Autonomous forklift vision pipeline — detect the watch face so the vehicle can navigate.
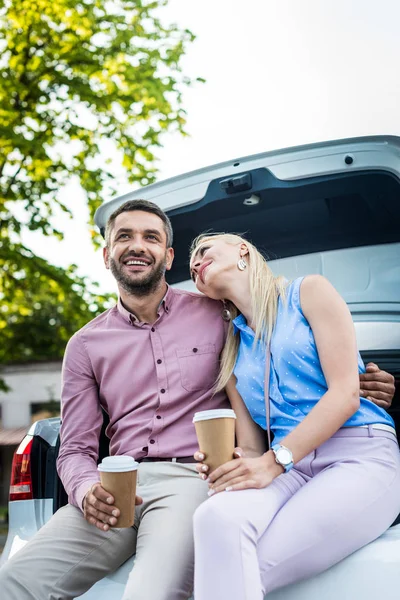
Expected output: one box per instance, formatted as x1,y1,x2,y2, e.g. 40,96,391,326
276,447,292,466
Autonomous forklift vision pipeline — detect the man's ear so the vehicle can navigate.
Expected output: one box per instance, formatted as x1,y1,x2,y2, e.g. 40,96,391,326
103,246,110,270
165,247,174,271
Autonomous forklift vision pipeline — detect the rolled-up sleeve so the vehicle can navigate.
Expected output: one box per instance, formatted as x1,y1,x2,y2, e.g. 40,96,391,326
56,331,103,510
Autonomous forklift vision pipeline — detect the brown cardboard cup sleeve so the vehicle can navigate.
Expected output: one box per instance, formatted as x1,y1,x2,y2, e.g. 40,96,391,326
98,456,139,527
193,409,236,473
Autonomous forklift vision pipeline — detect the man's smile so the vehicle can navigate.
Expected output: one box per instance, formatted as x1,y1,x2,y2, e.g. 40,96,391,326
122,256,152,272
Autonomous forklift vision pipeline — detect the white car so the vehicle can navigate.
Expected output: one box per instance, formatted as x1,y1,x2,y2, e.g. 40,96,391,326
2,135,400,599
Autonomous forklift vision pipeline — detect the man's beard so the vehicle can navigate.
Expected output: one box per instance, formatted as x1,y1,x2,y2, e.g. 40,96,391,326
110,255,167,298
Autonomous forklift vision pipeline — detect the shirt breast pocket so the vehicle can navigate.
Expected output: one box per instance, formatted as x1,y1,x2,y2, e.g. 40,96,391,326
176,344,218,392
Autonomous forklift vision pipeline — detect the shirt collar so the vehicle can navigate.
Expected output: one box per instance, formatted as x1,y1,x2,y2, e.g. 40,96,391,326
117,285,174,325
232,313,259,339
232,313,248,333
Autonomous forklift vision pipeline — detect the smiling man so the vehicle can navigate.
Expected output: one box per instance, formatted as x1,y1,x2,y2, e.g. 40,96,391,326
0,199,396,600
106,209,174,298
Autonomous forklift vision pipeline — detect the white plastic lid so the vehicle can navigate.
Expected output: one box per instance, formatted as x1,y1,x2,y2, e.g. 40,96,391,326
98,456,139,473
193,409,236,423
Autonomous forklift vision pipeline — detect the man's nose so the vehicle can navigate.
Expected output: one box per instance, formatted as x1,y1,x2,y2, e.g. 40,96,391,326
128,236,146,253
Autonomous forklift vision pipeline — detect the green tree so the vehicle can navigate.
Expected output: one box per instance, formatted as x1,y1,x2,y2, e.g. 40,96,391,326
0,0,198,376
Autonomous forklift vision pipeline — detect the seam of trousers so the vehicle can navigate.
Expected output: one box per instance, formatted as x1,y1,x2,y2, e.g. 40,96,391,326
240,519,265,600
239,526,251,600
260,468,400,592
53,526,132,593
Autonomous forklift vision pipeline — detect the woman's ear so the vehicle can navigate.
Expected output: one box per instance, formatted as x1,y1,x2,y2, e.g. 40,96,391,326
239,243,249,258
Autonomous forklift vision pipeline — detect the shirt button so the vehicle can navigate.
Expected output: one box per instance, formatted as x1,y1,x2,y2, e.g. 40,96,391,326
160,388,166,394
151,327,155,332
157,359,162,364
149,439,155,444
142,446,148,452
156,415,162,420
193,347,198,353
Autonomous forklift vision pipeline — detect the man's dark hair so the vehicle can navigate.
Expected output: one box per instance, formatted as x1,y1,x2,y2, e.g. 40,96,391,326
105,199,173,248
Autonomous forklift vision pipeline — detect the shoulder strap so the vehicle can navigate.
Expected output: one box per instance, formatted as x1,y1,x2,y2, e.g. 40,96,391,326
264,345,272,449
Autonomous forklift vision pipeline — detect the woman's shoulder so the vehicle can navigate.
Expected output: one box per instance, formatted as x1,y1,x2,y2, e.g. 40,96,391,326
283,275,335,313
299,274,336,298
283,276,305,303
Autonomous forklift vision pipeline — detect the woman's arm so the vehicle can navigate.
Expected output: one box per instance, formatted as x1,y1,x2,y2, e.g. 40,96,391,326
193,376,267,478
226,375,268,458
206,274,361,494
279,274,360,464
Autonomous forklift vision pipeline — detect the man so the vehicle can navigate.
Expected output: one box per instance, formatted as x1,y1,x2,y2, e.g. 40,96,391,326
0,200,395,600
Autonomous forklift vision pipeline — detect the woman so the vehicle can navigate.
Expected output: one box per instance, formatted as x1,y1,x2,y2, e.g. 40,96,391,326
189,232,400,600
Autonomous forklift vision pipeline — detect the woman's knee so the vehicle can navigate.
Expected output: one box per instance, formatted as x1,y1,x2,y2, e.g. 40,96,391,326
193,494,253,549
194,496,234,531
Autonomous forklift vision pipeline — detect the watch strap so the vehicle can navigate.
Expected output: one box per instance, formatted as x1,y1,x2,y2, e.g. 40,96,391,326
271,444,294,473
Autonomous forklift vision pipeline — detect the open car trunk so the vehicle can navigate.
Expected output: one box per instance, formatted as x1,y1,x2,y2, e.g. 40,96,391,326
95,135,400,345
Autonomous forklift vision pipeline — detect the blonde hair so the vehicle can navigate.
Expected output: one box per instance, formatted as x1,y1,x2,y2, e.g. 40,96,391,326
190,233,287,391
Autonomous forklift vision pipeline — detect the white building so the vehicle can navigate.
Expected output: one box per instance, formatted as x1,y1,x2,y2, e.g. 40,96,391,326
0,361,62,505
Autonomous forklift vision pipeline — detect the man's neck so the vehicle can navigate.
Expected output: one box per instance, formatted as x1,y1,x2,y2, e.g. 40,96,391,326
119,282,168,324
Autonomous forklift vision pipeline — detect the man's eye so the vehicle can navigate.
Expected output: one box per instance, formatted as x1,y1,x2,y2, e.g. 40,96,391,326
117,234,129,240
146,235,158,241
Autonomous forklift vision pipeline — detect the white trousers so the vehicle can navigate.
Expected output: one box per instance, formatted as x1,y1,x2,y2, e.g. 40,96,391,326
193,427,400,599
0,462,207,600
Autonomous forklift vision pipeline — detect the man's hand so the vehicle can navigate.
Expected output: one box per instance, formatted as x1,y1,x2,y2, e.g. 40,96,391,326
83,483,143,531
359,363,396,410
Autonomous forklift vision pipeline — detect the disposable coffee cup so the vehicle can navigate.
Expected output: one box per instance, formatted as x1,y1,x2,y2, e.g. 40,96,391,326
193,409,236,473
98,456,139,528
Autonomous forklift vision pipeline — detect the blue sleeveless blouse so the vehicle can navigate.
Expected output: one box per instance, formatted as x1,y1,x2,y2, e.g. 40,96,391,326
233,277,395,444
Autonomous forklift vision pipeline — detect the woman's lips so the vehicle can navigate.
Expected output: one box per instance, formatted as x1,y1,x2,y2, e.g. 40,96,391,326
198,260,212,284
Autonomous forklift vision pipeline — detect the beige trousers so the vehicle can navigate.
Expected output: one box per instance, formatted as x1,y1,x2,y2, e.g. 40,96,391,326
0,462,208,600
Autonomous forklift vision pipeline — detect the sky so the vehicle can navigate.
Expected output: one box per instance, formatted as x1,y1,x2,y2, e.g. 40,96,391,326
22,0,400,294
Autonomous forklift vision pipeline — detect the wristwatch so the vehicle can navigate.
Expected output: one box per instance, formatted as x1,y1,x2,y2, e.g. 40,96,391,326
271,444,294,473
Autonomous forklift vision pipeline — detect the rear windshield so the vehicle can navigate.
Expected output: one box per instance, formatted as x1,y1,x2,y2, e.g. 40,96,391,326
167,169,400,284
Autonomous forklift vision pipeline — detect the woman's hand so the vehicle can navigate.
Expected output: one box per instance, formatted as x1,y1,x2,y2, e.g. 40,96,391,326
194,447,244,480
205,451,284,495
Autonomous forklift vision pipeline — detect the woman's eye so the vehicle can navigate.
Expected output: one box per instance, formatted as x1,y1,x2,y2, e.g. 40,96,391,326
199,245,209,257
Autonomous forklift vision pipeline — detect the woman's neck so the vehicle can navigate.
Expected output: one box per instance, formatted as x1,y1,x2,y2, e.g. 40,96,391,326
224,278,254,329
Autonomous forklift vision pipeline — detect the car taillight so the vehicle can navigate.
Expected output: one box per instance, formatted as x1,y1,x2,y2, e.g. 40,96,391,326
9,436,34,501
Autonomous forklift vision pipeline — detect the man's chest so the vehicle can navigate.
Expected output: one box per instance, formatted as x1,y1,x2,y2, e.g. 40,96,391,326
86,320,224,403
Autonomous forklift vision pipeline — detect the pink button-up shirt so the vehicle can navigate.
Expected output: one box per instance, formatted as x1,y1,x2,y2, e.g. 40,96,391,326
57,286,229,509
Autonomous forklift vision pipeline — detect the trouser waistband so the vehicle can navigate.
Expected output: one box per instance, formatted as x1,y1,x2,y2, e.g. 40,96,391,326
333,424,397,440
359,423,397,435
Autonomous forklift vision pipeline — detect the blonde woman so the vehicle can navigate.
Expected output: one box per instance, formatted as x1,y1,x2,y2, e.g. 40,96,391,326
189,233,400,600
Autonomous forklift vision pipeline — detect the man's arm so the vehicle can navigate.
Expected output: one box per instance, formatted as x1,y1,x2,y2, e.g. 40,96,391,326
359,363,396,409
56,331,104,509
57,332,142,531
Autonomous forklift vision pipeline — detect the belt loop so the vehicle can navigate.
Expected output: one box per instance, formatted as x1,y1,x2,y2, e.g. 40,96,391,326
171,457,177,463
368,424,374,438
